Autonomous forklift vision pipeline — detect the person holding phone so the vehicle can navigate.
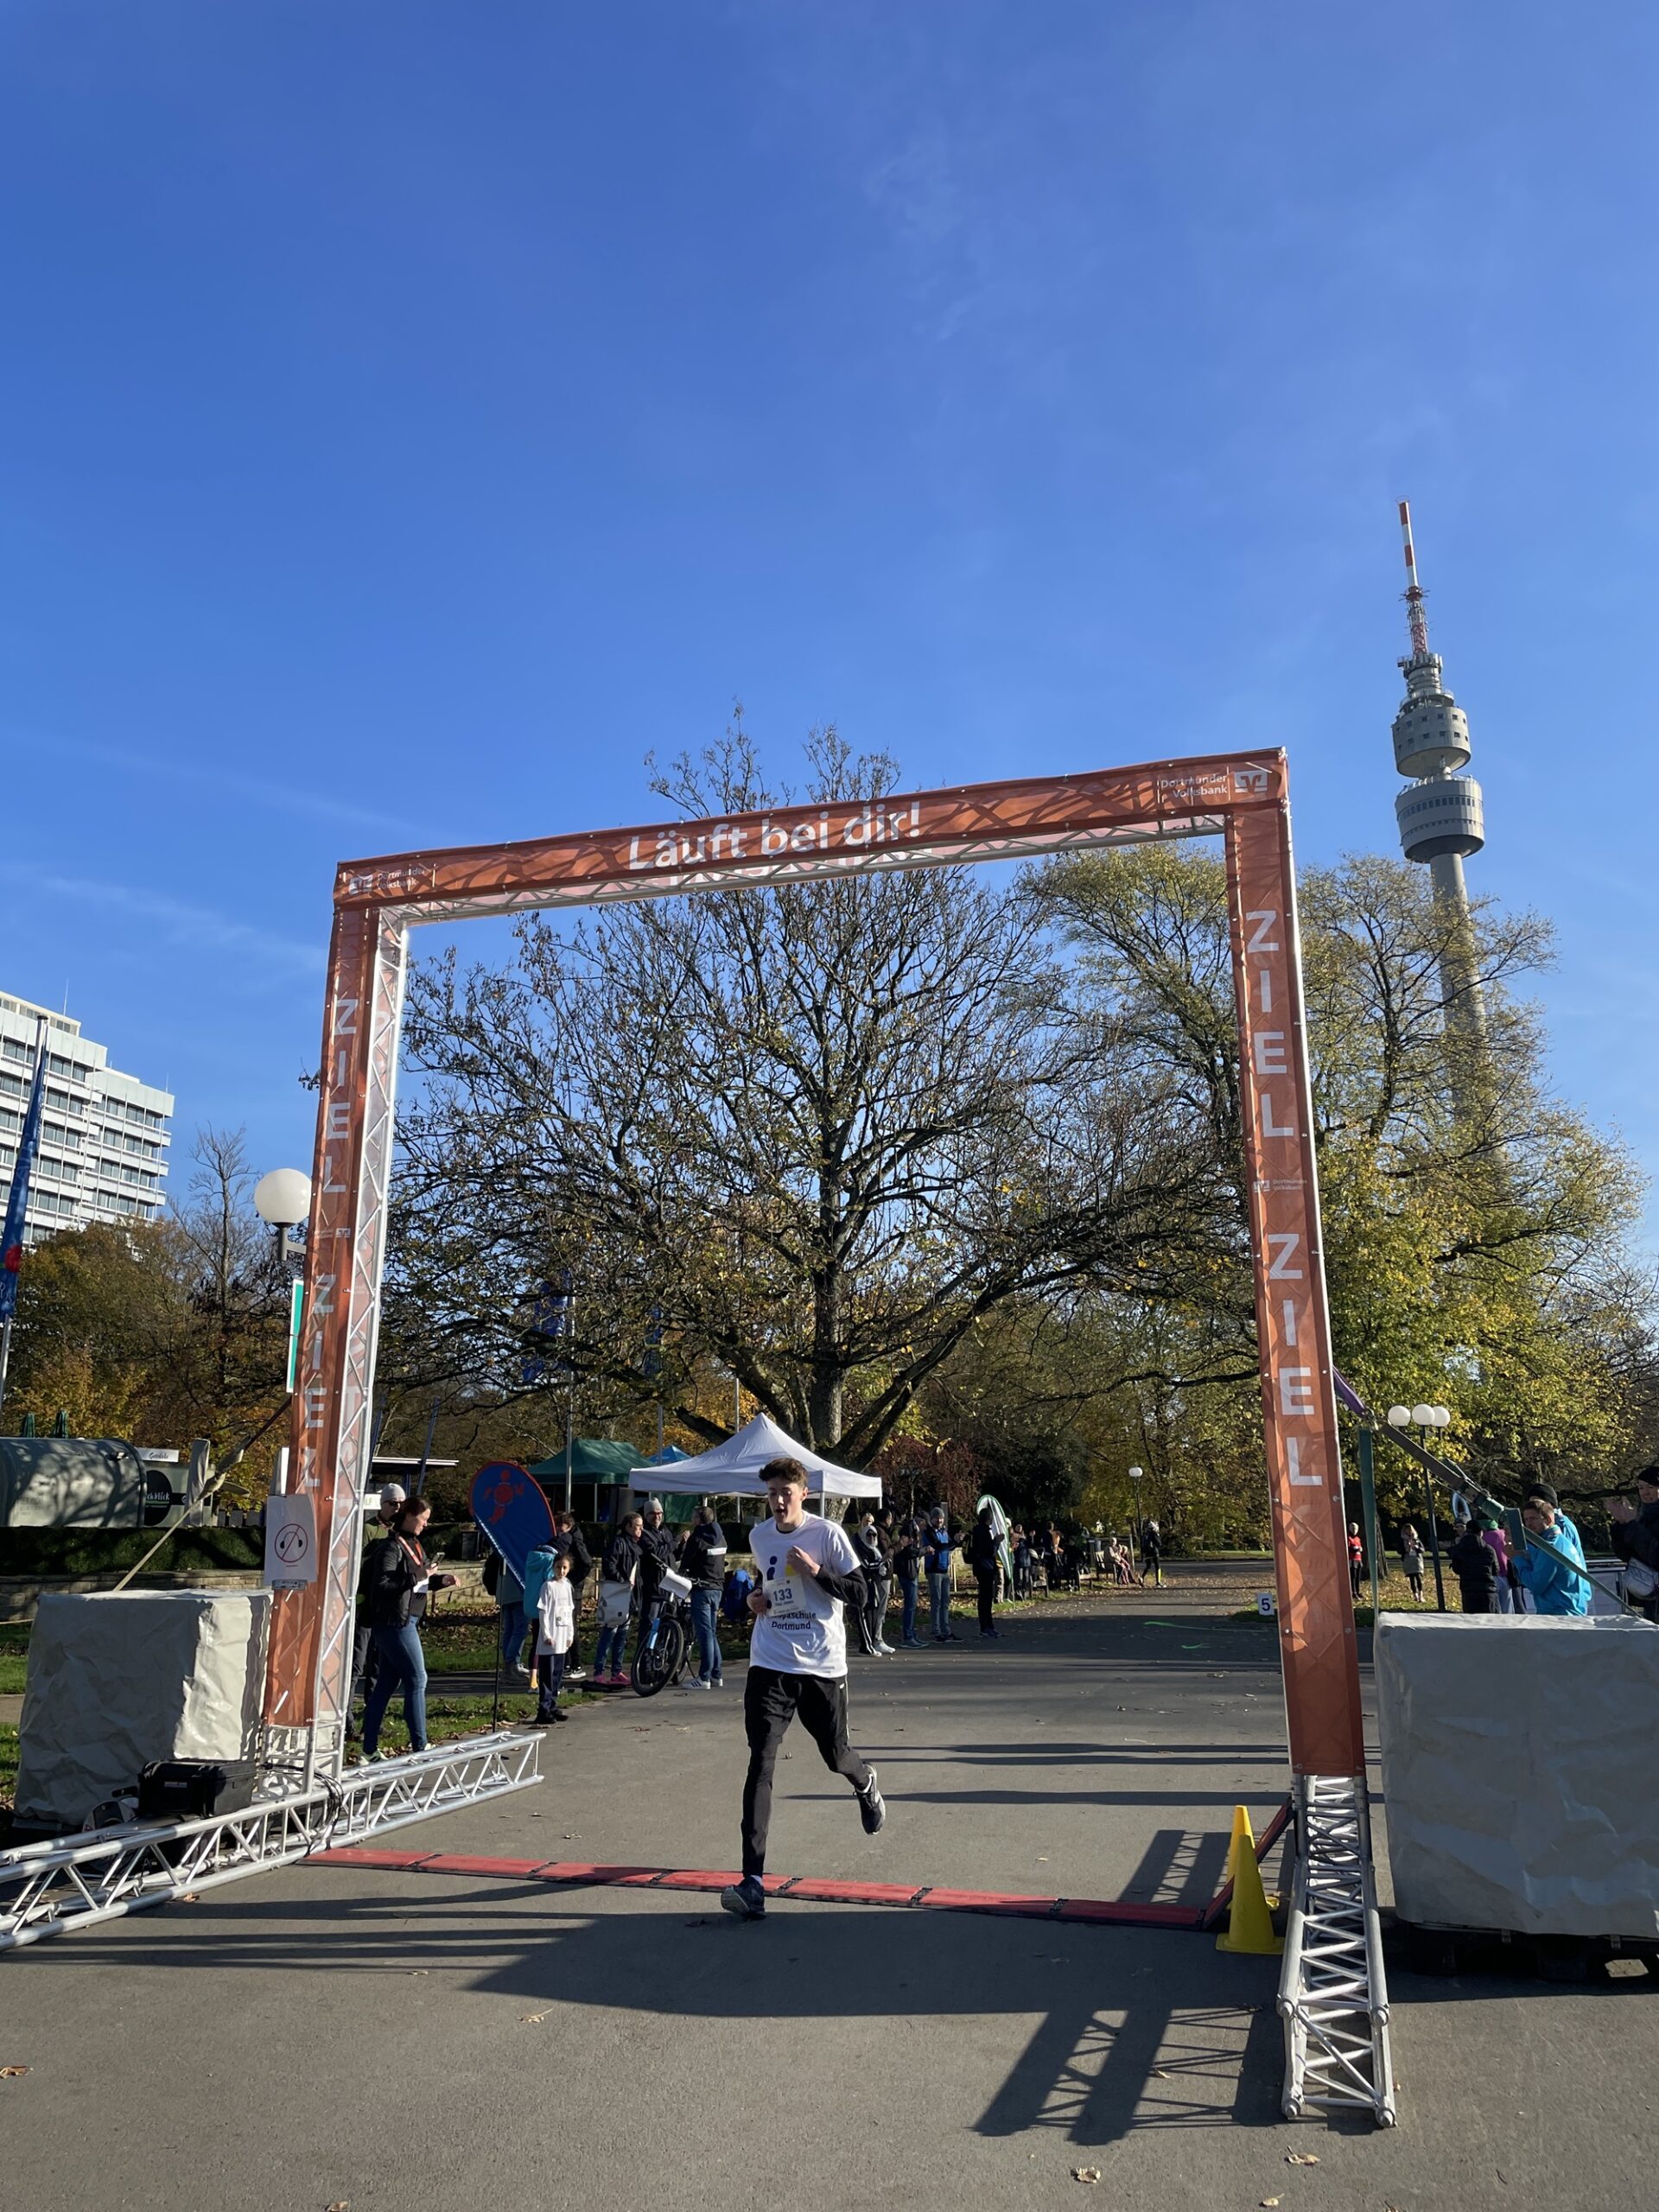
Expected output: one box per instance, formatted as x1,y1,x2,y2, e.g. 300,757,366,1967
359,1495,458,1758
721,1459,886,1922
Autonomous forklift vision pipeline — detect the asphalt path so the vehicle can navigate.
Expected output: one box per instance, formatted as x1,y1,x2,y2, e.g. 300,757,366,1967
2,1584,1650,2209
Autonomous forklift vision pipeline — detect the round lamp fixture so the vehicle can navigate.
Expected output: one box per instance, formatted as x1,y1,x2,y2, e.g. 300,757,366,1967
1385,1406,1411,1428
254,1168,312,1229
1410,1404,1437,1427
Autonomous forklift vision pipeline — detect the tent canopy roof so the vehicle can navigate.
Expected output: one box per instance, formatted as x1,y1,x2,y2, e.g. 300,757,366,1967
628,1411,881,1501
526,1437,641,1482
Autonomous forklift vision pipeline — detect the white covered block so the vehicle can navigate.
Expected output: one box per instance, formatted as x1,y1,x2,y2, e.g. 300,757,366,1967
16,1589,270,1829
1375,1611,1659,1938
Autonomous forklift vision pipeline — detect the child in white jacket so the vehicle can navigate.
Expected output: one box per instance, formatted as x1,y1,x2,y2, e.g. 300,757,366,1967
535,1551,575,1725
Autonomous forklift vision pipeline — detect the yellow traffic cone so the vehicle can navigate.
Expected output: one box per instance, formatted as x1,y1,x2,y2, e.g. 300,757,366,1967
1217,1803,1282,1955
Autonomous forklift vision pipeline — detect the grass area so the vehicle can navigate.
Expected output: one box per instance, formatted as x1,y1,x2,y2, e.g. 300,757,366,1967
344,1686,606,1761
1230,1570,1446,1629
0,1656,26,1694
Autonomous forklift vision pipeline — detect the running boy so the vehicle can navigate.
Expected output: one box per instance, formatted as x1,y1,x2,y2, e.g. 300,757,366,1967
721,1458,886,1921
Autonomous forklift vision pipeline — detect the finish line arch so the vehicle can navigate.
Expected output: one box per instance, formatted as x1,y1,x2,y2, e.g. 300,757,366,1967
264,750,1364,1788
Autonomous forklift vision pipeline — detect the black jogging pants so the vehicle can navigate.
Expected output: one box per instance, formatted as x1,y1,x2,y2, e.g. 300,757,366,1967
741,1664,872,1878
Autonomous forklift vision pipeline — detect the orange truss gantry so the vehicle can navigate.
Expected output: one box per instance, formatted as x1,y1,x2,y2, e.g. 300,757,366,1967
264,749,1363,1785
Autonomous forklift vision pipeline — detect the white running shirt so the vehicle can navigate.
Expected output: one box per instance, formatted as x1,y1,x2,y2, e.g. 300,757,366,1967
748,1511,861,1678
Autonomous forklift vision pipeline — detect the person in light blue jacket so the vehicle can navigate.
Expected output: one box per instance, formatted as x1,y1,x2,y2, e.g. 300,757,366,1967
522,1536,561,1677
1512,1484,1591,1616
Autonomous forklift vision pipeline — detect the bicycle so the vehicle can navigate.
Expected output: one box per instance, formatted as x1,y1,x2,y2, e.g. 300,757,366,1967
631,1567,696,1696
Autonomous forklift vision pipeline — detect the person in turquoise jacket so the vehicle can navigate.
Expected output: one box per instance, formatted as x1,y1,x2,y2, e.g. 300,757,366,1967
522,1536,561,1657
1512,1484,1591,1616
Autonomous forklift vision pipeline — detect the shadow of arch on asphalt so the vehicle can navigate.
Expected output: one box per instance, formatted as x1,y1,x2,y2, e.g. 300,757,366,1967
31,1880,1289,2147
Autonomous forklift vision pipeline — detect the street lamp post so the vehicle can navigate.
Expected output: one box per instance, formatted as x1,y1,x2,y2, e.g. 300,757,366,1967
253,1168,312,1277
1387,1403,1452,1610
255,1171,311,1501
1128,1464,1143,1560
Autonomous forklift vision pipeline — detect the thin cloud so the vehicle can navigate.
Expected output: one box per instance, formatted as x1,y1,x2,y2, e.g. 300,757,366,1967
12,726,415,837
0,864,327,982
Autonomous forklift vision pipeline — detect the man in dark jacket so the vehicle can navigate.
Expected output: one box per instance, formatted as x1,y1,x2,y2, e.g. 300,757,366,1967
967,1505,1002,1639
553,1510,594,1678
923,1505,957,1642
1449,1516,1499,1613
594,1511,643,1682
680,1501,729,1687
633,1496,679,1661
1608,1465,1659,1621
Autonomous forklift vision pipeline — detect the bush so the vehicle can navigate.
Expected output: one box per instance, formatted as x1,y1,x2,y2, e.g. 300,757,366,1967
0,1528,265,1577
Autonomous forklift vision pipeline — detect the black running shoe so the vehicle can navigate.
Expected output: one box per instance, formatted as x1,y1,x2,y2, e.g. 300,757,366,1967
720,1877,766,1921
858,1768,886,1835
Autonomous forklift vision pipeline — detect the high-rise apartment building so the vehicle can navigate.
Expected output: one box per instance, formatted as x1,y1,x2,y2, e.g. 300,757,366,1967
0,991,174,1246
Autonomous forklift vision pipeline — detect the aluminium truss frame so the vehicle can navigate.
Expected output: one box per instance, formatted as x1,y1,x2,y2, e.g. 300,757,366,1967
0,1732,541,1952
1278,1774,1395,2125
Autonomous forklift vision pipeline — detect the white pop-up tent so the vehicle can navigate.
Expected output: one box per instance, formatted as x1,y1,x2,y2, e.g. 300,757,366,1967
627,1411,881,1503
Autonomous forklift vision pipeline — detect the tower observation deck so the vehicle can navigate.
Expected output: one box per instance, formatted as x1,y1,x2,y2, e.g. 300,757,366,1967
1389,503,1486,1033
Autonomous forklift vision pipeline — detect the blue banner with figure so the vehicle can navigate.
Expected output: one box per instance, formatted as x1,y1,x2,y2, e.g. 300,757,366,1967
0,1023,49,1325
471,1460,556,1586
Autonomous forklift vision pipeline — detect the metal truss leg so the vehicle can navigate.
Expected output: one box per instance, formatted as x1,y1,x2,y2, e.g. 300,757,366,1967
1278,1773,1395,2126
0,1732,542,1953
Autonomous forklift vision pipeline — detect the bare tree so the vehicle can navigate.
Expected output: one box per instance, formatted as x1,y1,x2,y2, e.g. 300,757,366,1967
390,728,1224,1460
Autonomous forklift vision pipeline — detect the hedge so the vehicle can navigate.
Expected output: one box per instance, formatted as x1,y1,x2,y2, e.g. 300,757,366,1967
0,1528,266,1577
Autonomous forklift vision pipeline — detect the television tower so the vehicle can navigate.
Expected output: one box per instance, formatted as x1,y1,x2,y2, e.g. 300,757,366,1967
1389,502,1486,1035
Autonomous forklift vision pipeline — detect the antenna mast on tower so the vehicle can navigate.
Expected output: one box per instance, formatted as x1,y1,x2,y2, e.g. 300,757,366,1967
1388,502,1486,1039
1398,499,1432,662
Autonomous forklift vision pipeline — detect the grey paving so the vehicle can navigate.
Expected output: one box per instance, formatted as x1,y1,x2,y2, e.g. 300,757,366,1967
2,1585,1649,2210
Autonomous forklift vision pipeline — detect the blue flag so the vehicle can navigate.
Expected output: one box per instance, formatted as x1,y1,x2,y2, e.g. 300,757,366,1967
0,1022,48,1325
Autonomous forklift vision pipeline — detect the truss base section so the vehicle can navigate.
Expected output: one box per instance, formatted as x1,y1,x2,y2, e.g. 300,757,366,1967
0,1731,542,1953
1278,1772,1395,2127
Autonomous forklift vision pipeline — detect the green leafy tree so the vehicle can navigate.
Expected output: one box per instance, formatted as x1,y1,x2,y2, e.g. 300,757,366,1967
1033,844,1656,1513
6,1128,291,1498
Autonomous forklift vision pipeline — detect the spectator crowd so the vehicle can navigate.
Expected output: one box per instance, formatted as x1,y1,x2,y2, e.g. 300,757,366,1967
348,1461,1659,1751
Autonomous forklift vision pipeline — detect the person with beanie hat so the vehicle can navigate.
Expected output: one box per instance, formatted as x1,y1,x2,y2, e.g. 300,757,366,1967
1513,1484,1591,1616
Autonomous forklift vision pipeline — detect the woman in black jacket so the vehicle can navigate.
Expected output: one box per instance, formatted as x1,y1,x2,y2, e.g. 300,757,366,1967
359,1496,457,1758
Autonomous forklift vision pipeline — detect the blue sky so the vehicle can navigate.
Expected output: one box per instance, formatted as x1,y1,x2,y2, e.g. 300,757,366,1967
3,3,1656,1241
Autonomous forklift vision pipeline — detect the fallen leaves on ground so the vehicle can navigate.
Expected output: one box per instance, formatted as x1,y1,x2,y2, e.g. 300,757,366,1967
1150,2067,1170,2079
1,2067,29,2080
178,1893,200,1904
326,2200,349,2210
518,2010,550,2026
1285,2152,1320,2165
1261,2197,1281,2207
1071,2169,1101,2184
407,1969,429,1977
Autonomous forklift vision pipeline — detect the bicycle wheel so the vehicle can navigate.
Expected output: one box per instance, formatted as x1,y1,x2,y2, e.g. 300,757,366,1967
659,1615,690,1687
631,1617,683,1697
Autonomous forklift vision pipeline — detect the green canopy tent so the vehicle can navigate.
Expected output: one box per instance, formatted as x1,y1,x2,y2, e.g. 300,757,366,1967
527,1437,643,1517
527,1438,641,1484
